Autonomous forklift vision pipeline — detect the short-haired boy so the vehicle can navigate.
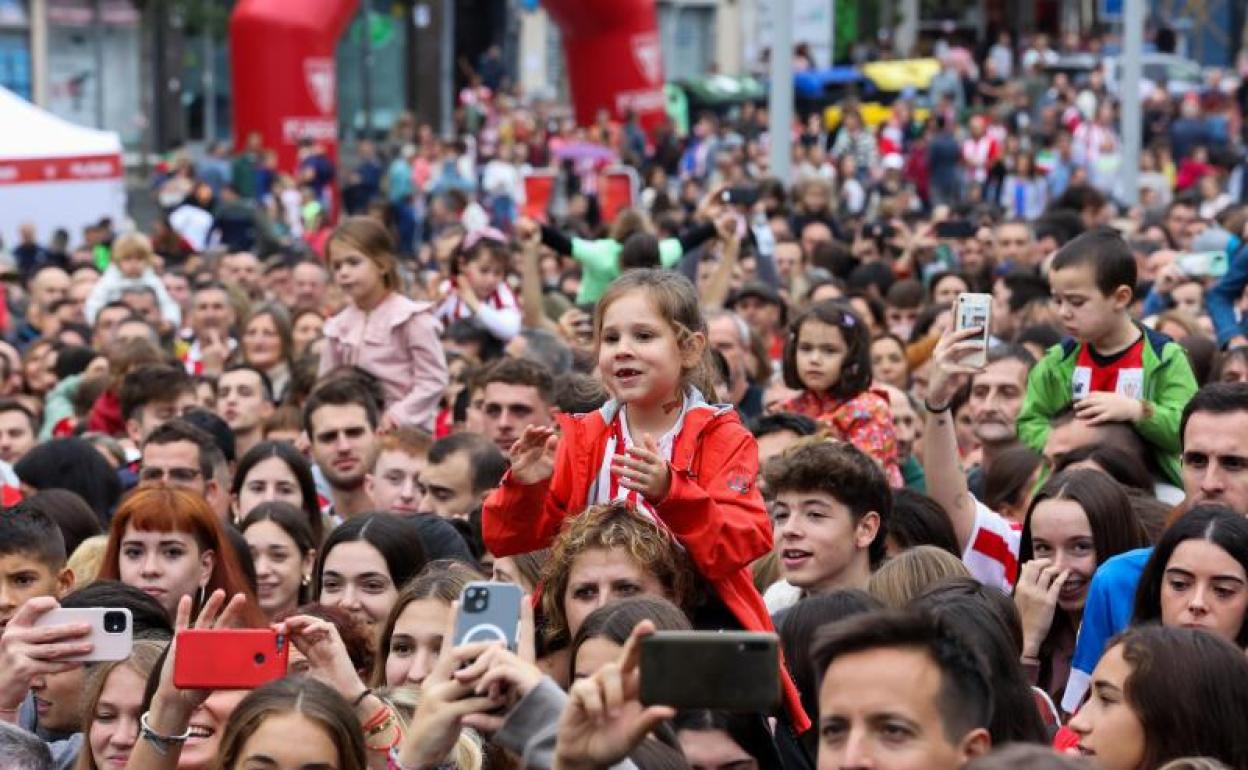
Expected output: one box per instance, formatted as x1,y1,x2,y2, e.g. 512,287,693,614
761,439,891,611
1017,228,1197,484
0,503,73,631
0,503,76,723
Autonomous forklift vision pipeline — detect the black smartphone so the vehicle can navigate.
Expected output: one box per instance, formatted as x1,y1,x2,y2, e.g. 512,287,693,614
721,186,760,207
640,631,781,712
935,220,976,239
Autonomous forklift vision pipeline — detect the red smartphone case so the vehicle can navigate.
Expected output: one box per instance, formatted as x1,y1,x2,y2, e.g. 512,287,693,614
173,629,289,690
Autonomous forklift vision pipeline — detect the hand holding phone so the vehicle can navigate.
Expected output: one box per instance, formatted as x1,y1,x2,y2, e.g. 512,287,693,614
0,597,93,708
173,628,288,690
454,582,523,651
954,293,992,369
32,607,132,662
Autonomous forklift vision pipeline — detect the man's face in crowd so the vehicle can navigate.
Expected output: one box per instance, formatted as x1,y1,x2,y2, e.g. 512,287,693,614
221,252,262,293
293,263,329,309
366,449,426,515
163,273,191,313
735,296,782,335
1182,410,1248,513
141,440,208,498
127,393,197,445
817,646,989,770
309,404,378,491
756,430,800,476
708,316,749,397
94,305,132,349
417,450,482,518
216,369,273,435
801,222,833,259
774,242,803,283
885,388,919,462
122,291,161,326
191,288,235,336
772,489,878,593
31,268,70,314
0,409,35,464
1165,204,1197,251
264,266,296,307
968,358,1028,445
481,382,553,455
994,223,1033,268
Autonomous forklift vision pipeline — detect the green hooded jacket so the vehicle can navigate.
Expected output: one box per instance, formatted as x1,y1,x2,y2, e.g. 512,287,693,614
1017,325,1197,486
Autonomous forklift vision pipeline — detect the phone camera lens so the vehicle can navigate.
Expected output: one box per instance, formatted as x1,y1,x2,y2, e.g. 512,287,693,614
254,653,266,665
103,611,127,634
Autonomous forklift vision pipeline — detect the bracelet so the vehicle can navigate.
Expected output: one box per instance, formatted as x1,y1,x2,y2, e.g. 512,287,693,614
924,399,951,414
362,705,392,733
367,712,398,738
140,711,193,756
367,721,404,753
351,687,373,708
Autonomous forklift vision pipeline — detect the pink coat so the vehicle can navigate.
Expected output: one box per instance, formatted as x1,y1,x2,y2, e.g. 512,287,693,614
319,292,448,431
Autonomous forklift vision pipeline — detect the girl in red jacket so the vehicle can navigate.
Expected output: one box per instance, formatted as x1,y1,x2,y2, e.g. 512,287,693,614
482,268,809,732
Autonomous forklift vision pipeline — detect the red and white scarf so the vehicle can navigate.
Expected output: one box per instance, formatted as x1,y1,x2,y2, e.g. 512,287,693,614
436,280,518,321
589,391,715,519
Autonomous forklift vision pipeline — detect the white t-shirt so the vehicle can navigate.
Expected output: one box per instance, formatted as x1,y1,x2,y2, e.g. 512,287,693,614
963,498,1022,593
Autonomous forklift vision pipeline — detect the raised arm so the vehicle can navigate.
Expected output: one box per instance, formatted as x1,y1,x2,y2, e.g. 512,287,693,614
921,328,984,551
517,219,558,333
699,215,740,309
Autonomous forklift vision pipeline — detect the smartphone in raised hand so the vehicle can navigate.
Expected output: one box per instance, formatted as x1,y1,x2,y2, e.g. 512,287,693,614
453,582,522,651
173,628,289,689
33,608,133,662
954,293,993,368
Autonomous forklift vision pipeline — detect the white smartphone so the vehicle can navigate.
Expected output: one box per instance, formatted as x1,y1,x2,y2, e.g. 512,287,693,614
954,293,992,369
32,608,133,662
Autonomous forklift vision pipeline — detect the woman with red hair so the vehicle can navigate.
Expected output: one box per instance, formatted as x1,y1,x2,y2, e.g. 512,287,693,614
99,486,263,625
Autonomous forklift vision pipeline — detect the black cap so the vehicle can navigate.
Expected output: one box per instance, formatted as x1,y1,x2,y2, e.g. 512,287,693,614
729,281,784,308
182,408,237,464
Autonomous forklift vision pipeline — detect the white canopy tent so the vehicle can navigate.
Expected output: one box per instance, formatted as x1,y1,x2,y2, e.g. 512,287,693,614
0,85,126,250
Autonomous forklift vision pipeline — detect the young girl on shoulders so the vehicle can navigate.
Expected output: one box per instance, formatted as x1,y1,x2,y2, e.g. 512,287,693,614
319,217,448,432
780,301,903,486
482,267,809,732
435,227,521,343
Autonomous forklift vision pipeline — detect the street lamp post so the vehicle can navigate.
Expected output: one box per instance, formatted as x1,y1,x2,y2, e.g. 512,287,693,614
1119,0,1144,206
767,0,793,182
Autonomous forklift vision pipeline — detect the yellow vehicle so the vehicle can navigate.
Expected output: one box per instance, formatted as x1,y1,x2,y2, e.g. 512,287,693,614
820,58,939,130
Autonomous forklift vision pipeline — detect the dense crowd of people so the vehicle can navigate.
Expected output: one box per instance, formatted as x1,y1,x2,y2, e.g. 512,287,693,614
2,27,1248,770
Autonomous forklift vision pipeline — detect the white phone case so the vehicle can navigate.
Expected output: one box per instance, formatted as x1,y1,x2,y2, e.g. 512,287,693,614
33,608,133,662
955,293,992,368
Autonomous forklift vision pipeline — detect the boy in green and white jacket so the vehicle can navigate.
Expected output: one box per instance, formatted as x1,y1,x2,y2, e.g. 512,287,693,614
1017,229,1197,486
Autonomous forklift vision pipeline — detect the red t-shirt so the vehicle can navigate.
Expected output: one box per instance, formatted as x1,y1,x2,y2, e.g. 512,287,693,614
1071,336,1145,402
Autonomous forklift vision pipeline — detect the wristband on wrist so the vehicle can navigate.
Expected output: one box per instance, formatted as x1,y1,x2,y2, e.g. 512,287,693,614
140,711,193,756
924,399,951,414
351,687,373,708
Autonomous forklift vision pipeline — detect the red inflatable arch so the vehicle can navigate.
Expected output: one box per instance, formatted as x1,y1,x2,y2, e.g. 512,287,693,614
229,0,358,174
542,0,667,132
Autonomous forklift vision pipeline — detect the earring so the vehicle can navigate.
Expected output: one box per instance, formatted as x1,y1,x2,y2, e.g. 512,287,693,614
196,584,206,609
302,575,311,587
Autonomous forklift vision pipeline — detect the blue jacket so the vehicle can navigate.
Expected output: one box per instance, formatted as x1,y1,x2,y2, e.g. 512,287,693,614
1204,237,1248,347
